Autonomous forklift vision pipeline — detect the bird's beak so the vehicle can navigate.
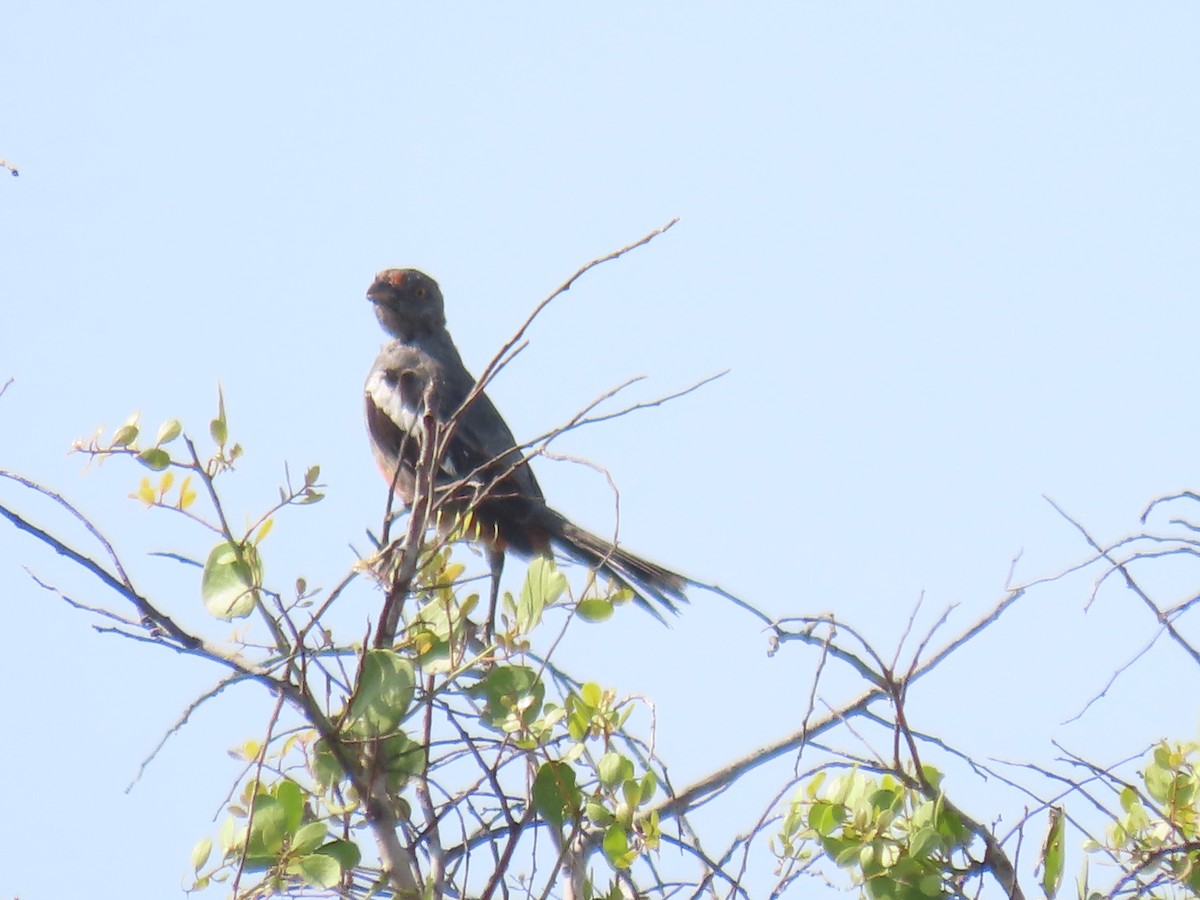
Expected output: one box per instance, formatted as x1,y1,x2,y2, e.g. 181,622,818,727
368,269,404,304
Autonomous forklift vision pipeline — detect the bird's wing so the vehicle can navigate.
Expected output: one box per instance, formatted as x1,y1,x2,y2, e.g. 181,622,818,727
365,341,543,500
447,388,544,500
364,344,438,482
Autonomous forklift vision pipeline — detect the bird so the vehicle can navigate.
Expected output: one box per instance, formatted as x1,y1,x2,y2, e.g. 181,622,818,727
363,268,689,634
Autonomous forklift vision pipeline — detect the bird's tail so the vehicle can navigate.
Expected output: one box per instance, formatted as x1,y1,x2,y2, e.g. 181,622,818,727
546,513,689,621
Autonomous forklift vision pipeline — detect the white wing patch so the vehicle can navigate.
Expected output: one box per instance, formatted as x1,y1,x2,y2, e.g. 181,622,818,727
364,369,462,478
365,370,422,436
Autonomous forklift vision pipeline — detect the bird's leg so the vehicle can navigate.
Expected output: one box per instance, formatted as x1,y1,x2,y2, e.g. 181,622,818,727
485,546,505,643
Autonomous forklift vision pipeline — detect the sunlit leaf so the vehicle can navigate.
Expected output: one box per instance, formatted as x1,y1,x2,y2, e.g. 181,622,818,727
597,752,633,789
245,794,287,857
178,475,197,509
135,476,155,506
231,739,260,761
586,801,614,826
640,808,661,850
201,541,260,620
622,778,643,808
211,387,228,446
112,420,139,448
517,557,567,632
274,780,304,834
190,836,212,871
291,822,328,856
253,518,274,544
1039,806,1065,899
602,824,636,869
219,815,244,857
581,682,602,708
808,800,846,838
155,418,182,446
576,597,614,622
639,772,657,804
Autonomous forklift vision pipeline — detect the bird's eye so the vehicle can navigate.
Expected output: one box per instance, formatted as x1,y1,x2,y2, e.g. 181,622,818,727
415,287,427,299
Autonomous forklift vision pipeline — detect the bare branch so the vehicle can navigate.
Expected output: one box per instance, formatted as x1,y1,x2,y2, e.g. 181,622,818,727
1046,495,1200,667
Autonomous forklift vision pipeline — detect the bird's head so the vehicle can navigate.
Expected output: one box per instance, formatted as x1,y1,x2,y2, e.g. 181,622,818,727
368,268,446,338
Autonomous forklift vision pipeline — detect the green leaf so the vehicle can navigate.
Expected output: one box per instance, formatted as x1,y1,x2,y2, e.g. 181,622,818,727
1118,786,1138,813
806,771,828,799
240,854,277,874
1039,806,1065,899
808,800,846,838
294,853,341,888
274,780,304,834
468,665,545,731
219,814,244,857
290,822,327,856
1153,743,1172,770
136,447,171,471
516,557,567,633
640,808,662,850
597,752,634,790
155,418,182,446
412,588,473,645
931,801,969,845
304,465,321,486
580,682,602,708
866,873,898,899
211,387,228,446
576,597,614,622
919,764,944,790
200,541,260,620
602,823,632,868
1144,765,1172,804
378,732,424,788
253,518,274,544
112,423,140,448
908,825,939,861
346,650,416,736
313,739,342,790
622,778,643,809
639,772,657,804
246,795,288,857
190,836,212,871
870,787,900,813
533,761,581,831
918,872,946,897
315,839,361,871
823,836,856,865
586,801,614,826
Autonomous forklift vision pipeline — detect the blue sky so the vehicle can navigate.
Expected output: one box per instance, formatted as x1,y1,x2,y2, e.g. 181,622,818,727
3,4,1200,896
